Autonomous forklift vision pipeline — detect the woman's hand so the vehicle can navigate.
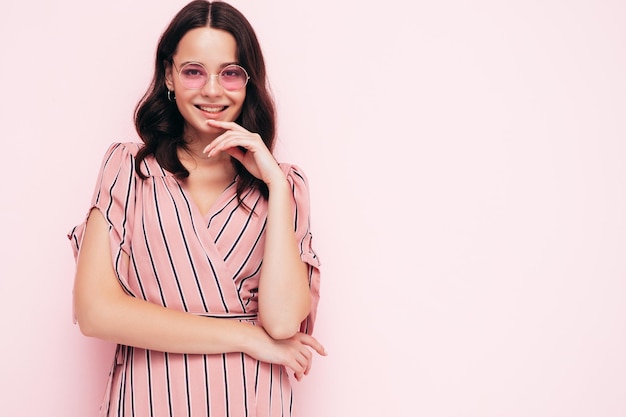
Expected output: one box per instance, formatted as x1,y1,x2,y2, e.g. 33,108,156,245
249,328,327,381
203,120,284,186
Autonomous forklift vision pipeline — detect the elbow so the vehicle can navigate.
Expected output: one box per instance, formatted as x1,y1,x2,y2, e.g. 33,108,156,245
73,299,111,339
258,312,302,340
258,294,311,339
74,309,102,338
263,322,300,340
76,319,98,338
259,312,306,340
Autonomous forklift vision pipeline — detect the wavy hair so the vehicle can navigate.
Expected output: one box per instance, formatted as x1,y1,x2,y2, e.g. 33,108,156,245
134,0,276,200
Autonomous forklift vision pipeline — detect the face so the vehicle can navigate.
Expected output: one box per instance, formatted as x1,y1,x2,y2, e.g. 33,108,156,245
165,27,246,142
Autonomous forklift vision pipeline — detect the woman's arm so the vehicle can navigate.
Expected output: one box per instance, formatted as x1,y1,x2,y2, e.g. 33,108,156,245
203,120,318,340
74,208,323,378
257,177,312,340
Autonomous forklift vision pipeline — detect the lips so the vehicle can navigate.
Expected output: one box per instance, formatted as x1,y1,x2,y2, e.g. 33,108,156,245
196,105,227,114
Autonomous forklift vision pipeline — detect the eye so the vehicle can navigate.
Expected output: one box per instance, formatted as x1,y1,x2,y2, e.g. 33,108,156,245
221,66,247,79
181,64,206,78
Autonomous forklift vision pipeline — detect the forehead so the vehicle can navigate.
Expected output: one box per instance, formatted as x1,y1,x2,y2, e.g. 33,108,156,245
174,27,238,65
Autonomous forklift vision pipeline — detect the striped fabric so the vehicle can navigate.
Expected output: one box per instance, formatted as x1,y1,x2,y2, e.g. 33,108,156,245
68,142,321,417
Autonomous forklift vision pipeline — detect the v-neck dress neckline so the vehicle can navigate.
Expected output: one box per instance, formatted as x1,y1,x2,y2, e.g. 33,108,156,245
175,174,239,226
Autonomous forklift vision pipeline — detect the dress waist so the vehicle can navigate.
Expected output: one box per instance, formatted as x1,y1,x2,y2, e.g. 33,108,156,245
193,312,258,320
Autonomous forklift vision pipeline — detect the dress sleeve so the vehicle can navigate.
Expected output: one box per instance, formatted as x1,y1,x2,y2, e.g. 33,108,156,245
281,164,321,335
68,143,137,281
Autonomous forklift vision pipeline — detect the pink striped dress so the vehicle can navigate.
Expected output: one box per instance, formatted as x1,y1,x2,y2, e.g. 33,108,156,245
69,142,321,417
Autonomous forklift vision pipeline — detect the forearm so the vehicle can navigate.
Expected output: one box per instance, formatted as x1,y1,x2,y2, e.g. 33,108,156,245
258,178,312,339
76,291,262,354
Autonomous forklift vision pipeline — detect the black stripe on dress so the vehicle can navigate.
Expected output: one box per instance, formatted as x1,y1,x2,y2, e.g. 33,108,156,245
172,179,230,312
139,205,168,307
152,180,189,312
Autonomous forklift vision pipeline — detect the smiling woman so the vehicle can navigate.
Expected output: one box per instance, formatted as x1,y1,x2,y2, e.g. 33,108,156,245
164,27,247,145
67,1,324,416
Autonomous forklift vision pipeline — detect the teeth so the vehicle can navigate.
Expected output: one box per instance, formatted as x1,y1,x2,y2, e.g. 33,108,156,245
199,106,225,113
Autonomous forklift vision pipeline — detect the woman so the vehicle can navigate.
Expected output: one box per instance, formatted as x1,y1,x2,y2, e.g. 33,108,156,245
68,1,324,416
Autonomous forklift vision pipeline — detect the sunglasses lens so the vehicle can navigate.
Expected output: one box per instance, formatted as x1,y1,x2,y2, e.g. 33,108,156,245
220,65,249,90
179,63,208,89
178,63,249,90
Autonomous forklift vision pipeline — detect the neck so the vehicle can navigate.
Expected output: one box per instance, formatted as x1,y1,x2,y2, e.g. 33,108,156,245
182,144,211,160
178,127,236,173
178,143,235,178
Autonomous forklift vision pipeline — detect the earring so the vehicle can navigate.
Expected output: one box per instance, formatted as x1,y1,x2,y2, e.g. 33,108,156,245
167,90,176,102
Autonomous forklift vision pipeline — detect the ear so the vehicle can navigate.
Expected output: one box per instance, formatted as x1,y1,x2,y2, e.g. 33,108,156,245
164,60,174,90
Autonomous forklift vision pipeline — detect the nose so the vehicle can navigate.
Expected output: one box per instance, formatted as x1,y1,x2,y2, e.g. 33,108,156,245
201,74,223,97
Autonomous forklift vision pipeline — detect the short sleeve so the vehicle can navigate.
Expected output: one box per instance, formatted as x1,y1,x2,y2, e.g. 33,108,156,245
281,164,321,335
67,143,137,278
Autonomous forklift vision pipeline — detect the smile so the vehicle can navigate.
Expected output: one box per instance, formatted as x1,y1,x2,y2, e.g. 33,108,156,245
197,105,226,113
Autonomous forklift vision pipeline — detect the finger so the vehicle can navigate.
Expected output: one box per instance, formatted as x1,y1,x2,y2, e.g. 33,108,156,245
295,349,309,370
204,136,246,157
202,131,238,154
204,134,259,157
206,119,248,133
301,345,313,364
287,354,305,377
304,355,312,375
294,353,311,379
223,146,246,162
297,333,327,356
302,349,313,375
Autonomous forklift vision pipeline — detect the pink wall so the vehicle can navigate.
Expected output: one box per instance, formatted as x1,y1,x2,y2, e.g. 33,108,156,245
1,0,625,416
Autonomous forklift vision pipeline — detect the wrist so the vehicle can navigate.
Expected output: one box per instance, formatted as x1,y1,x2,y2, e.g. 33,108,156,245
239,322,268,355
265,174,289,193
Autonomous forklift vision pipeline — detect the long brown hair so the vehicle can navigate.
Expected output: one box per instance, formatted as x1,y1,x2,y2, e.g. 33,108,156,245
134,0,276,199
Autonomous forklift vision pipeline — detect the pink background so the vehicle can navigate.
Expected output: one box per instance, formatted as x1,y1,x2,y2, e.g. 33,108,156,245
1,0,625,416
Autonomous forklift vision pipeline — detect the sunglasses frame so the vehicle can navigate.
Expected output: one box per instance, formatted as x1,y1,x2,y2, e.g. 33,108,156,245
172,61,250,91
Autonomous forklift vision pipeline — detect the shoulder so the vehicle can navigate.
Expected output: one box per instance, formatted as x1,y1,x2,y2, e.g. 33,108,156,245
278,162,313,205
278,162,310,185
101,142,167,178
103,142,141,158
98,142,141,167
